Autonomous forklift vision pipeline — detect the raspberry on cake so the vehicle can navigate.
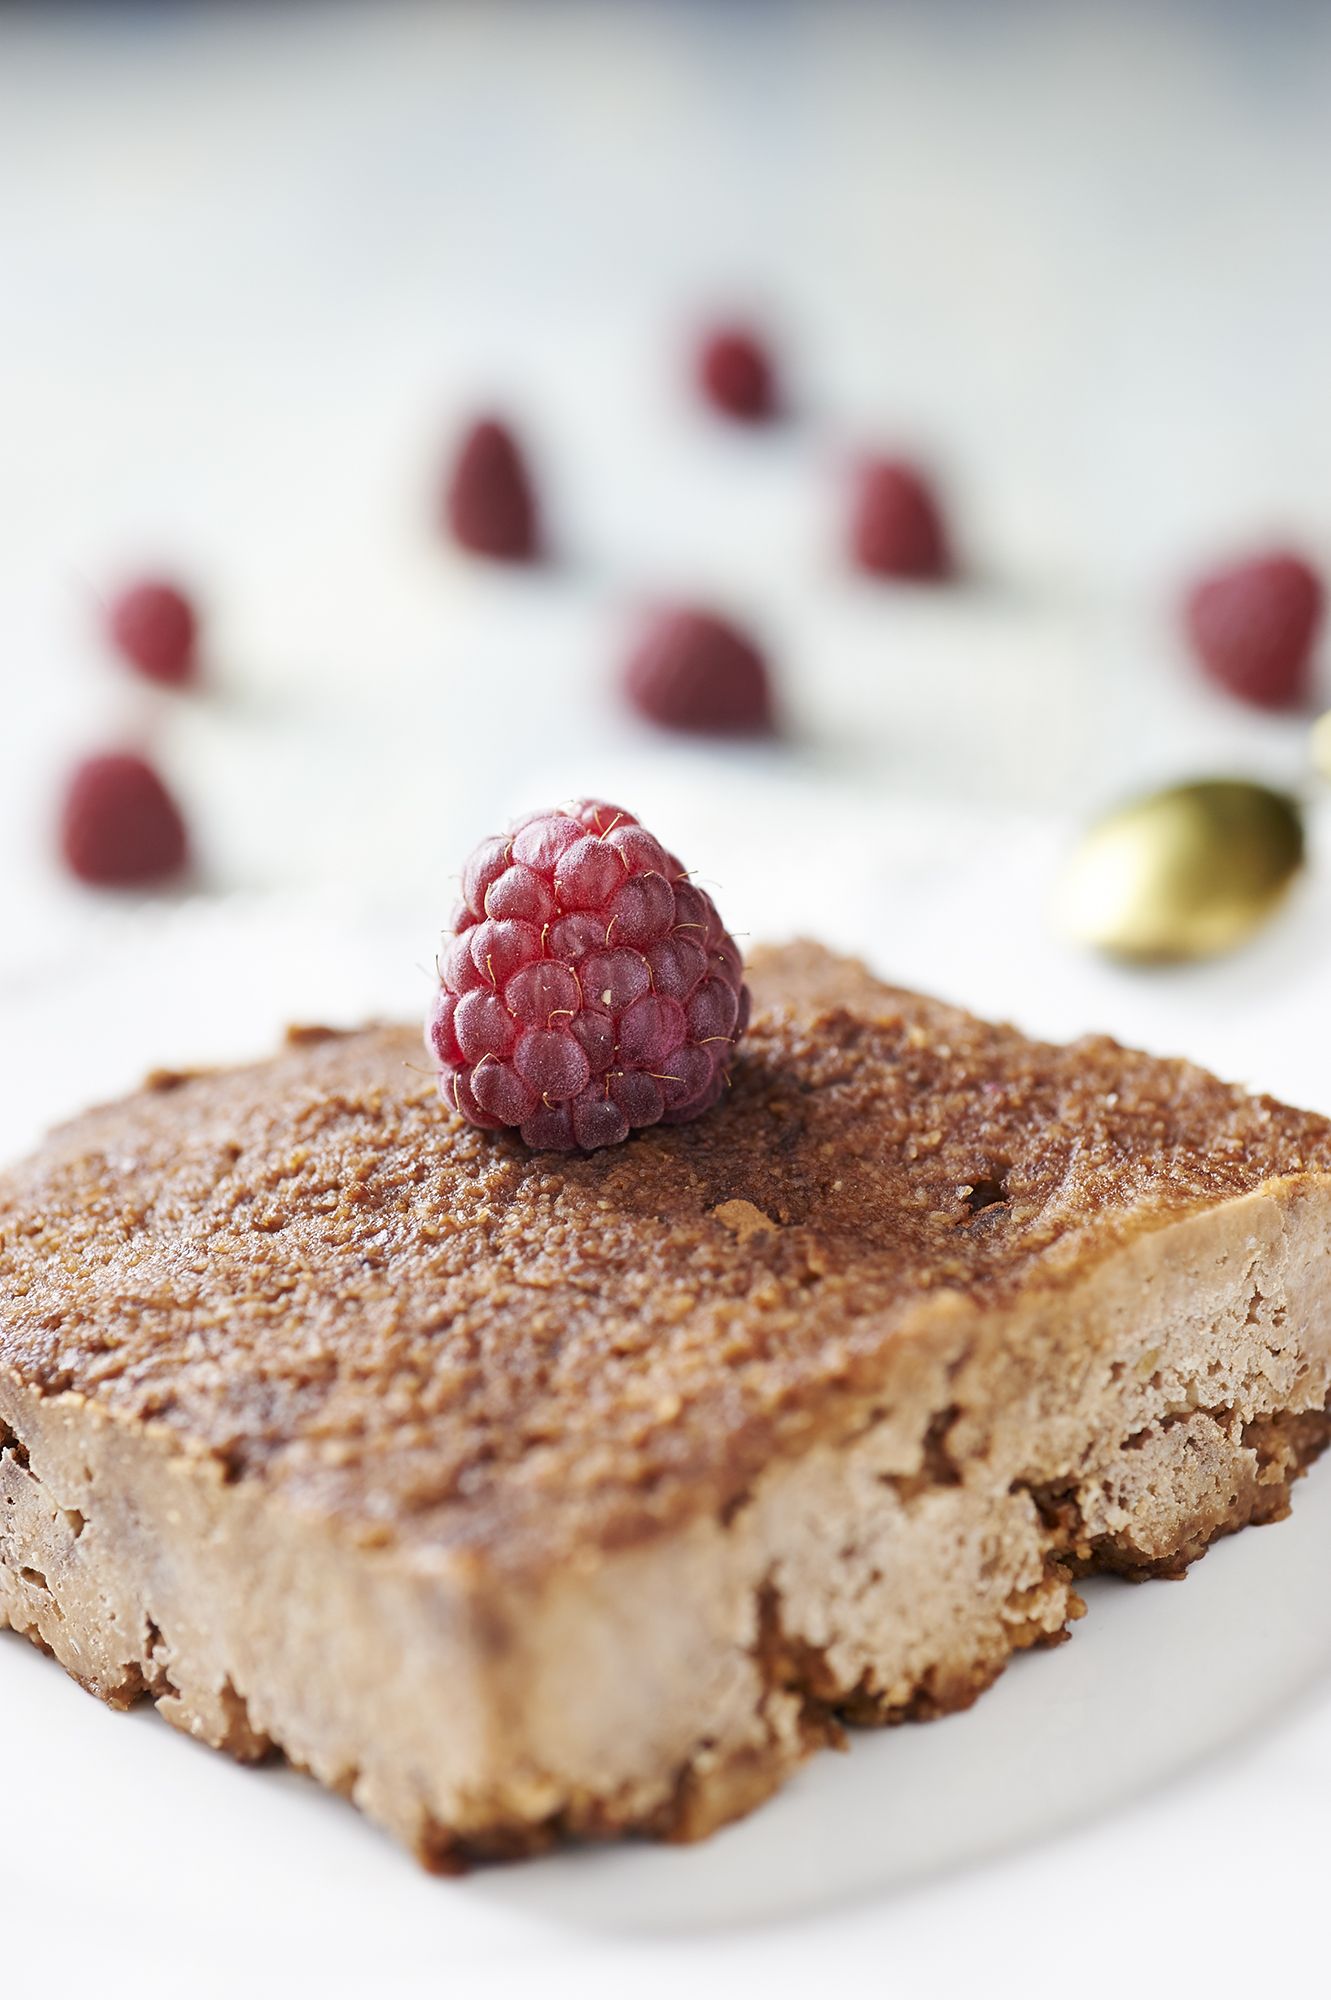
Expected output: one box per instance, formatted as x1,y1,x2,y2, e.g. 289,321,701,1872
427,800,748,1150
2,943,1331,1868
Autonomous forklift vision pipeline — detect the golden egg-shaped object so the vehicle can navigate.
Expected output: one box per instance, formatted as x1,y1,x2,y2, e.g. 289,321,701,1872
1055,779,1305,962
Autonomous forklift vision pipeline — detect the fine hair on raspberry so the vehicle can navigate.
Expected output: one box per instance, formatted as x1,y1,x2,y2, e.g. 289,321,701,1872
426,800,750,1152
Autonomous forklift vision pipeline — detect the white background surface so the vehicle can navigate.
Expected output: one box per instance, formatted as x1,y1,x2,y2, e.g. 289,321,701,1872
4,4,1331,1994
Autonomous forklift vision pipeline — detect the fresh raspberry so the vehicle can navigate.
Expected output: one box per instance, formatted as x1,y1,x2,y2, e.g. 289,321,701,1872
695,323,778,422
106,578,199,688
58,752,189,887
1184,551,1324,710
426,799,750,1152
622,608,775,736
443,415,540,561
850,456,951,580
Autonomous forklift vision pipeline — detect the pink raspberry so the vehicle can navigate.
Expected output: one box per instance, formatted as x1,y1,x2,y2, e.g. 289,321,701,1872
443,415,540,562
426,800,750,1152
58,752,189,887
1184,550,1324,710
622,608,775,736
695,323,778,423
850,456,952,581
106,578,199,688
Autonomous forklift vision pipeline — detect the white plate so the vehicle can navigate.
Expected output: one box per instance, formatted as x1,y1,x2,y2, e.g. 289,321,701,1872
4,846,1331,1998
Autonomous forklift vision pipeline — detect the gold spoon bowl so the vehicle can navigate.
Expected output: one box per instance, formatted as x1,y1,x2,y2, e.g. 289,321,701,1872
1054,777,1306,963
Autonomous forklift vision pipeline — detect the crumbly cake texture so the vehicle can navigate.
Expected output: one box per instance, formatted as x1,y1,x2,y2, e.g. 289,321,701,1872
2,942,1330,1865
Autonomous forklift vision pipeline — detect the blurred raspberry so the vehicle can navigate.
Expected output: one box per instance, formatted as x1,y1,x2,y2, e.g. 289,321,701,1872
106,579,199,688
443,416,540,561
623,608,775,736
426,799,749,1151
695,324,778,422
850,457,951,580
59,752,189,887
1184,551,1324,710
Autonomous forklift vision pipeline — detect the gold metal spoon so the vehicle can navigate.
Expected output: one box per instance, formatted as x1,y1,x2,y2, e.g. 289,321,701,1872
1054,775,1307,962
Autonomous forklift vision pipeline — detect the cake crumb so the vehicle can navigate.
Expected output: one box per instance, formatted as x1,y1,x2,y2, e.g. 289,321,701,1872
711,1198,779,1243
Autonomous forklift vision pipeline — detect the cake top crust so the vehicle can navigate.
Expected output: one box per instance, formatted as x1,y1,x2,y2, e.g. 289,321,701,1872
2,942,1327,1571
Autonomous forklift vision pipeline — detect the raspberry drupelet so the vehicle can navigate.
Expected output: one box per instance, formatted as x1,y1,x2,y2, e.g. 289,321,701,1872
426,801,750,1151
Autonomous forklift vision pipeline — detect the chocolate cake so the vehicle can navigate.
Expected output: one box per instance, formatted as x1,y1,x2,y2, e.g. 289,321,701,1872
2,941,1329,1864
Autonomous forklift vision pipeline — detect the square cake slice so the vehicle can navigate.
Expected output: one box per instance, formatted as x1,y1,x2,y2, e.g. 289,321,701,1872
2,941,1330,1865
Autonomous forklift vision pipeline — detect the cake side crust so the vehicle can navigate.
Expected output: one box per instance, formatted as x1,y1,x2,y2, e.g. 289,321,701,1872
4,1172,1330,1866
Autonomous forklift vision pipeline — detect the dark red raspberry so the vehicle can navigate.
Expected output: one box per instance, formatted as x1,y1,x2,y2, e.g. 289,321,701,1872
850,457,951,581
106,579,199,688
443,416,540,562
58,752,189,887
426,799,750,1152
1184,551,1324,710
695,323,778,423
623,608,775,737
